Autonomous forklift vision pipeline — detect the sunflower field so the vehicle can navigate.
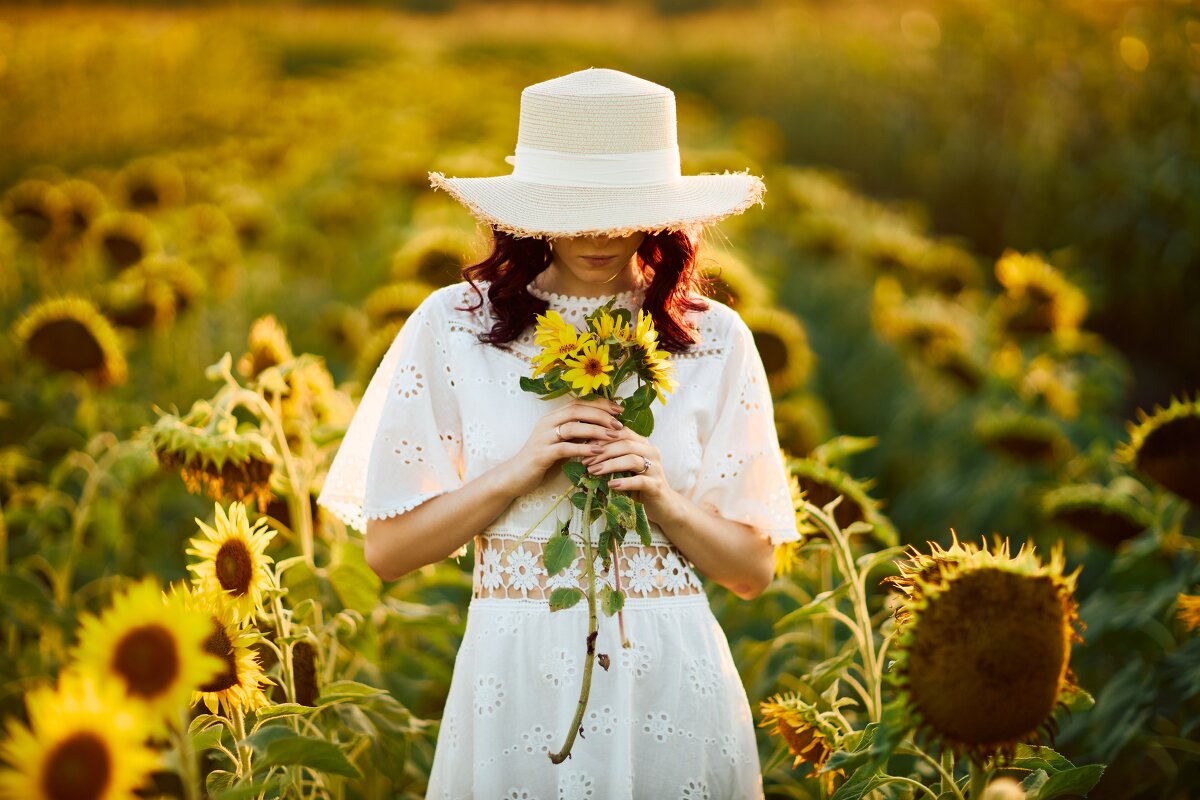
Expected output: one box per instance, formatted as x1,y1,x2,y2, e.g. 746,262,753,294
1,1,1198,799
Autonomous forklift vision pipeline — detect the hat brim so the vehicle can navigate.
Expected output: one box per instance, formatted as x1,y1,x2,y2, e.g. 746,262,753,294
427,171,765,239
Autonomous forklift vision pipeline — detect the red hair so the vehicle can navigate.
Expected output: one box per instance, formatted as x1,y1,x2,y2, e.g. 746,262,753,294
454,227,715,353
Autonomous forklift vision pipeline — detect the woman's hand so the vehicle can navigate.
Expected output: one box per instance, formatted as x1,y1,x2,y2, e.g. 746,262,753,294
497,397,626,498
580,427,678,525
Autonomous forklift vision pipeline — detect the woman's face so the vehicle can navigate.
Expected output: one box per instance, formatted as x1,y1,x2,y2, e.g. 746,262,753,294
549,232,648,287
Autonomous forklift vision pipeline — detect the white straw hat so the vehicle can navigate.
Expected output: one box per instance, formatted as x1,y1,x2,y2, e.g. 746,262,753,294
427,67,766,239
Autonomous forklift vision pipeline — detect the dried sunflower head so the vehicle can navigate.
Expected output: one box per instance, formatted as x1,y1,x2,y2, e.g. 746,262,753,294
1115,393,1200,505
758,692,844,787
887,534,1086,764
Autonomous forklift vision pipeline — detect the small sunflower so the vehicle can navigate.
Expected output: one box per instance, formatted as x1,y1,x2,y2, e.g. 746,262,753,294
757,692,843,787
989,249,1088,338
532,313,590,380
1039,483,1154,548
975,409,1072,465
738,306,814,396
887,534,1086,763
140,398,277,512
0,668,158,800
629,307,660,353
1,179,70,243
86,210,163,272
237,314,295,381
58,179,108,239
11,296,129,387
1115,393,1200,505
695,249,772,308
71,577,224,729
390,226,479,286
100,269,178,330
113,156,187,212
139,253,206,314
642,345,678,403
187,501,278,625
788,456,898,547
356,318,405,385
316,302,369,357
561,336,613,397
216,183,275,247
364,280,435,329
589,308,629,344
1176,593,1200,632
165,581,273,717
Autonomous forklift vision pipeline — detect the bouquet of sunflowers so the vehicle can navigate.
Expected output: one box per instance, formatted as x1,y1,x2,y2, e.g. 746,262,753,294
514,300,677,762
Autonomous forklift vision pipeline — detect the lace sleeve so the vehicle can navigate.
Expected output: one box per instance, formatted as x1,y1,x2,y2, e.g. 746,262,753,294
317,291,465,546
686,309,800,546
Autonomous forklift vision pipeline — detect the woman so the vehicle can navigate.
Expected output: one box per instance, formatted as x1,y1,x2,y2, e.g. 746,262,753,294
318,67,801,800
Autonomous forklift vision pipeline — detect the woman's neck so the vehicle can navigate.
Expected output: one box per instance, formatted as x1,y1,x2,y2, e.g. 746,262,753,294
535,260,642,298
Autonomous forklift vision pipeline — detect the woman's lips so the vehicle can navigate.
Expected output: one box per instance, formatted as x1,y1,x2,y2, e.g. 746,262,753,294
581,255,617,265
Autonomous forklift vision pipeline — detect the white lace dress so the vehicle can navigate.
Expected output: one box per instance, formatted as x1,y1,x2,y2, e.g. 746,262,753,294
317,278,801,800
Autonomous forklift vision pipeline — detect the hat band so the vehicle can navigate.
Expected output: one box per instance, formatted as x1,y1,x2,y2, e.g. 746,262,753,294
505,144,682,188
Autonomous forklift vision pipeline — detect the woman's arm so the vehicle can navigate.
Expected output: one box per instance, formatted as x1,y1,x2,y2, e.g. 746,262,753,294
364,463,518,582
651,490,776,601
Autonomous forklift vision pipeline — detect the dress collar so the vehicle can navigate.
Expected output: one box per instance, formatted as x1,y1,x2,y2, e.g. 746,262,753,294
524,275,647,313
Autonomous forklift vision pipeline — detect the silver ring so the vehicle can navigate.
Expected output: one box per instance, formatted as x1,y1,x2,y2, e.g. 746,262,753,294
635,457,651,475
555,423,565,442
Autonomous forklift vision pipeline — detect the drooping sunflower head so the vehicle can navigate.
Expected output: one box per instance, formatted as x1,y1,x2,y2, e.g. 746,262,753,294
787,456,898,547
882,529,988,629
237,314,295,381
140,399,277,513
975,409,1073,465
390,225,478,287
165,581,273,717
363,280,435,329
0,667,158,800
187,501,278,625
738,306,814,397
70,577,224,731
695,248,772,308
1115,393,1200,505
11,296,129,387
757,692,844,777
887,535,1086,764
1039,483,1154,548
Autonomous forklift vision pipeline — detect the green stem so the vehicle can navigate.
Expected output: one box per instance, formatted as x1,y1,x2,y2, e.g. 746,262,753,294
874,775,941,800
231,704,252,778
549,485,599,764
941,750,955,797
176,706,199,800
968,758,990,799
500,485,575,560
896,746,964,800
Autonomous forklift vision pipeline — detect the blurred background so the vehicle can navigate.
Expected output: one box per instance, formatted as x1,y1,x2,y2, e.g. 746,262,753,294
2,1,1198,798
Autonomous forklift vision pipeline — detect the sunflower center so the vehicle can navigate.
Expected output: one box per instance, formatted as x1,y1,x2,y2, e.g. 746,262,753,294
112,623,181,700
215,539,255,596
200,617,240,693
753,330,789,374
584,358,603,377
28,319,105,373
905,567,1067,749
556,341,577,356
42,731,112,800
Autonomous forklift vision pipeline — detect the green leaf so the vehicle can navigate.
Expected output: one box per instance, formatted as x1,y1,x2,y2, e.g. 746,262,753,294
634,501,651,546
206,770,235,794
212,778,287,800
1024,764,1105,800
260,735,362,779
571,491,588,510
329,541,381,614
600,586,624,616
563,461,587,486
1011,744,1076,774
774,584,852,629
823,723,878,775
191,724,228,752
520,376,551,395
253,703,319,722
609,493,634,516
544,535,578,577
315,680,386,706
829,764,887,800
549,587,583,611
240,723,296,755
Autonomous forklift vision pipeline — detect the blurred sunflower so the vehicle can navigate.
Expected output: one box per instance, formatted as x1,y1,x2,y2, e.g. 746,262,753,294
87,210,163,272
12,296,128,387
1,179,70,243
187,501,278,625
58,178,108,239
1039,483,1153,548
738,306,813,396
114,156,187,212
364,280,435,329
758,692,843,790
390,225,478,287
788,456,897,547
1115,393,1200,505
989,249,1087,339
141,398,277,512
773,393,833,458
1176,594,1200,632
887,535,1085,763
975,409,1072,465
237,314,294,381
561,336,613,397
100,269,178,331
695,248,772,308
292,639,321,707
0,668,158,800
165,581,273,717
71,577,223,729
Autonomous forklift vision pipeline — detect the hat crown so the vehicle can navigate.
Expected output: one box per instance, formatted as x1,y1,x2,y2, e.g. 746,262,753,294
516,67,678,155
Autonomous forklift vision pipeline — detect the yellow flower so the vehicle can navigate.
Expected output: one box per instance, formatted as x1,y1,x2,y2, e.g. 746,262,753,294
1177,593,1200,632
758,692,843,792
644,346,678,402
0,668,159,800
561,337,614,397
630,308,659,351
534,309,578,348
186,501,278,625
166,581,274,717
591,309,628,343
532,311,589,378
70,576,224,731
